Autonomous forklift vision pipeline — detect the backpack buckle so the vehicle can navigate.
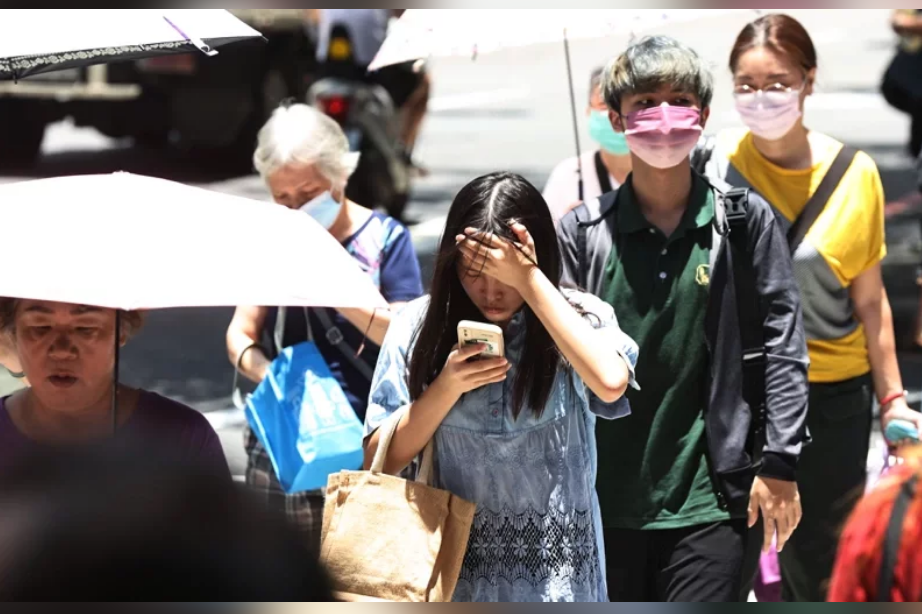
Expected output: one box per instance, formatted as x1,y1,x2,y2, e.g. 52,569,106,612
722,188,749,227
743,347,766,365
326,326,345,346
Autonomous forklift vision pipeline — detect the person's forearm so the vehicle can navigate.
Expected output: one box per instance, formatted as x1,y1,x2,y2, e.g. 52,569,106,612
860,293,904,405
337,306,396,347
227,332,271,384
519,270,629,403
363,378,458,474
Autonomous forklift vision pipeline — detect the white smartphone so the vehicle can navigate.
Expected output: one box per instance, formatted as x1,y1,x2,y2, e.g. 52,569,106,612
458,320,505,359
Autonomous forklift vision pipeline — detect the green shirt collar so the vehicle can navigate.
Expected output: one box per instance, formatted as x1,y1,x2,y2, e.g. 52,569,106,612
617,172,715,235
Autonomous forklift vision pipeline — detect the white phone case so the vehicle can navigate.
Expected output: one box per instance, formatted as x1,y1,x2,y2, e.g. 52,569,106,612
457,320,505,358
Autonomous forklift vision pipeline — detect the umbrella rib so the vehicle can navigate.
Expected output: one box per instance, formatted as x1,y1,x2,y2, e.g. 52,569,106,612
163,15,218,57
562,30,584,202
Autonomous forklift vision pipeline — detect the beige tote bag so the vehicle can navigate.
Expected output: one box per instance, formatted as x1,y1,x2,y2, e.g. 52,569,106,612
320,409,476,602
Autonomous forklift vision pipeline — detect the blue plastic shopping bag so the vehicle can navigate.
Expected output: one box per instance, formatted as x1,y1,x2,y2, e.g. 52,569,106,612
245,341,365,494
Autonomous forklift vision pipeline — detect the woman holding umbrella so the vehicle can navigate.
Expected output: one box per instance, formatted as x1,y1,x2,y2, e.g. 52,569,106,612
0,300,229,478
226,103,424,552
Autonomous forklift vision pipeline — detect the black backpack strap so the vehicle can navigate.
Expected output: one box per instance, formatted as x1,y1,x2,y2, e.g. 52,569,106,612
788,145,858,254
691,135,716,176
574,189,620,292
594,150,614,195
576,205,590,291
723,187,768,466
879,474,920,602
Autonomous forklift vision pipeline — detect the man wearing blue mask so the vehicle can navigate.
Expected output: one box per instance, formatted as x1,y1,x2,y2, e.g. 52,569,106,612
543,67,633,220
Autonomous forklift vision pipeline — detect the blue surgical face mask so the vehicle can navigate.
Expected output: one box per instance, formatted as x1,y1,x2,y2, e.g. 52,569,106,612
588,110,630,156
299,191,343,230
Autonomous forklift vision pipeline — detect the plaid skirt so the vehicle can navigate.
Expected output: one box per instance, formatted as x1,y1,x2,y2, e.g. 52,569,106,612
243,425,325,554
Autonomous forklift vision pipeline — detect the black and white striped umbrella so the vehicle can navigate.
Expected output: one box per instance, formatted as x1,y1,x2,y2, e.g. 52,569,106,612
0,9,263,81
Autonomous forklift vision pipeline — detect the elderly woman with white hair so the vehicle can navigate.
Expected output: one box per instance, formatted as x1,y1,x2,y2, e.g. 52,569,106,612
226,103,424,550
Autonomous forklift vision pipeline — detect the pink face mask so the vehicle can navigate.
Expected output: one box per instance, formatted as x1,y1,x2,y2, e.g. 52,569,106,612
623,105,704,169
735,89,803,141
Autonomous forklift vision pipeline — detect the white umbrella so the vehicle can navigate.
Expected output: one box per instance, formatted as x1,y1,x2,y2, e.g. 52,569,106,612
0,9,263,80
371,9,761,69
371,9,762,200
0,172,387,311
0,172,388,427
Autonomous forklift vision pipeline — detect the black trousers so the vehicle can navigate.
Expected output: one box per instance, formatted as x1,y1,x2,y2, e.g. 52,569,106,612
779,375,873,603
605,519,761,602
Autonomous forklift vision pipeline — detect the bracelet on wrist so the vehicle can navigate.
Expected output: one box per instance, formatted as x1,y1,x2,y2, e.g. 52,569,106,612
880,390,908,410
236,342,267,372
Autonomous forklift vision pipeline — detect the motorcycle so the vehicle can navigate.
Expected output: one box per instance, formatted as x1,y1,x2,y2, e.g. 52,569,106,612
307,24,412,221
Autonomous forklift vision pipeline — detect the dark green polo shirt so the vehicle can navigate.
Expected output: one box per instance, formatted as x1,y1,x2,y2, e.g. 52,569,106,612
598,174,732,530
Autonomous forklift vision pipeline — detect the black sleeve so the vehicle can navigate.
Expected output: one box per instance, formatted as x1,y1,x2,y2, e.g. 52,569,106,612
748,195,810,481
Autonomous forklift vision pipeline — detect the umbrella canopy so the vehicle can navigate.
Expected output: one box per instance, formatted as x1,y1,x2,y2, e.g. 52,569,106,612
0,173,387,311
370,9,762,70
0,9,263,80
370,9,761,201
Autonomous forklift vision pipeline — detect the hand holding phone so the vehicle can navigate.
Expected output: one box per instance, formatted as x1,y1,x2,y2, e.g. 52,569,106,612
432,323,509,399
458,321,505,359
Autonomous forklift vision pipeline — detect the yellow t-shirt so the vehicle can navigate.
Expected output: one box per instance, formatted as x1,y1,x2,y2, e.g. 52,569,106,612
717,129,886,383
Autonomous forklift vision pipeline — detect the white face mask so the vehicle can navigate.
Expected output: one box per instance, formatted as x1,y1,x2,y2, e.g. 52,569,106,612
298,191,343,230
734,89,803,141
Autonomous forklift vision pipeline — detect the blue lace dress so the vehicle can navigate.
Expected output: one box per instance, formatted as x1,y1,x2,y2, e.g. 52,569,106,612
364,290,639,602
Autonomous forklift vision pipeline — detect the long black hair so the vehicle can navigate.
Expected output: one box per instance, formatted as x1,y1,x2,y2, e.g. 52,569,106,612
408,172,563,419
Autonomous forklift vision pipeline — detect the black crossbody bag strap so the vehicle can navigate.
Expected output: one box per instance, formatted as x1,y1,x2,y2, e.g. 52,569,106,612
788,146,858,254
594,150,614,195
314,308,375,382
576,207,589,291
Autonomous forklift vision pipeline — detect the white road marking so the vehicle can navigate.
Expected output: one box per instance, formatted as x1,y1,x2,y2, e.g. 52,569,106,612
806,91,890,111
409,215,448,242
429,87,531,112
41,118,121,154
205,406,247,430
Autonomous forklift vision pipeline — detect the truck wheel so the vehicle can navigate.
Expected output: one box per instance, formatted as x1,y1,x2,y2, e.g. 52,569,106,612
134,129,171,150
218,68,288,171
0,100,46,169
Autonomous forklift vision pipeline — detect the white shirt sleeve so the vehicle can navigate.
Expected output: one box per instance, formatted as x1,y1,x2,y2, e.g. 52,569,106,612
543,159,581,222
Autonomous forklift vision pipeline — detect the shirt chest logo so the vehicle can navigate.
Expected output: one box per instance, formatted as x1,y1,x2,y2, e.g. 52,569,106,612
695,265,711,287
